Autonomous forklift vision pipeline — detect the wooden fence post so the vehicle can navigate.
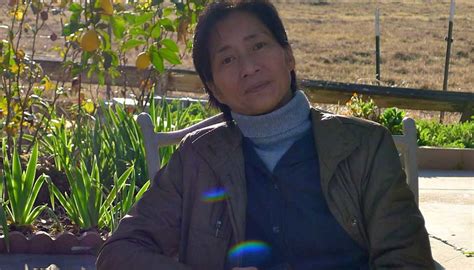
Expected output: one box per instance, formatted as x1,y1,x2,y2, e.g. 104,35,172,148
375,8,381,81
440,0,455,123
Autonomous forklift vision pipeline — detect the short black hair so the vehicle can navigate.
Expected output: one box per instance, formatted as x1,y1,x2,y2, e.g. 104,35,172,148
192,0,297,123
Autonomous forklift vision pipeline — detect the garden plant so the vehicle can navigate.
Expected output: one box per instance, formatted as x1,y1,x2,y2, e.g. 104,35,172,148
0,0,471,255
0,0,208,252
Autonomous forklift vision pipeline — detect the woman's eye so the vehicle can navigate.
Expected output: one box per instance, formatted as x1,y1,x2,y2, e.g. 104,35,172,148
222,56,234,65
253,42,266,50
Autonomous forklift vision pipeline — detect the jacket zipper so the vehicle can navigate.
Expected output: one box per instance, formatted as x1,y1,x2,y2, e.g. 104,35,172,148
215,219,223,237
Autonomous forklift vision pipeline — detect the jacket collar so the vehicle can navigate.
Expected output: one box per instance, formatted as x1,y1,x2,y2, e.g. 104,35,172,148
192,108,360,243
310,109,360,188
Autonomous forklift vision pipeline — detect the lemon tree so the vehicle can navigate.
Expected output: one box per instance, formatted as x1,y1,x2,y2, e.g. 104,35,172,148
0,0,210,166
2,0,208,152
1,0,67,156
57,0,208,108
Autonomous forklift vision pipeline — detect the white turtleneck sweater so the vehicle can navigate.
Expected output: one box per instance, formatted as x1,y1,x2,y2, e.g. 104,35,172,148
231,90,312,172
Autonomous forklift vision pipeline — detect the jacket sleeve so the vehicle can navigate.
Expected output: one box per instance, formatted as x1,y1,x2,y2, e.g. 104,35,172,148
96,146,191,270
363,126,435,269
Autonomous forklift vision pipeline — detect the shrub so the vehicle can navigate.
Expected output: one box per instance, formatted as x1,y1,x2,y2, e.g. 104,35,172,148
416,120,473,148
343,94,472,148
345,93,379,122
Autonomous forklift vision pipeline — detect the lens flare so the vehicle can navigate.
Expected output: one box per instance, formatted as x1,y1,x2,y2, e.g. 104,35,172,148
201,187,227,203
227,240,271,263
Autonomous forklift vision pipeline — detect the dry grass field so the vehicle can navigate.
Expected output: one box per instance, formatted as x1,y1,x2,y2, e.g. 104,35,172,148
1,0,472,122
1,0,473,93
275,0,474,92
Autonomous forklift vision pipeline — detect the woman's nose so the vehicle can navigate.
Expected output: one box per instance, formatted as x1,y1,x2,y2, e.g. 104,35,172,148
240,55,260,78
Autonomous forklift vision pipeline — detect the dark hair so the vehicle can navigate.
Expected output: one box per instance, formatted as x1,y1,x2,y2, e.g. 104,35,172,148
192,0,297,123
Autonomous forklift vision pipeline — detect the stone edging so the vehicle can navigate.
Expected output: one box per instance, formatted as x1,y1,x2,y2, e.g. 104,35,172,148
418,147,474,170
0,231,105,255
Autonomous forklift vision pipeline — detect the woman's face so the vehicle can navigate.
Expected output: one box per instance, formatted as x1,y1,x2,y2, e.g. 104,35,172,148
207,11,295,116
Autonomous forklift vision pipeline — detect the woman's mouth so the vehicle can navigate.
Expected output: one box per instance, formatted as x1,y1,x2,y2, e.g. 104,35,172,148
245,81,271,94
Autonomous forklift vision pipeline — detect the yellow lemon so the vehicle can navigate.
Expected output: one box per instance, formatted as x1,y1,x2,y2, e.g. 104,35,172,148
80,30,100,52
16,49,25,60
136,52,151,70
101,0,114,16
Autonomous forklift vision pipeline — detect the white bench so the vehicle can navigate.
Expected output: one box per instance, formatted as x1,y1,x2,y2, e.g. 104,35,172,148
137,112,225,179
392,117,419,205
137,113,419,205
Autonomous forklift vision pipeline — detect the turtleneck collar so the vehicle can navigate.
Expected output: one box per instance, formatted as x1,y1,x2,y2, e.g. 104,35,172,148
231,90,311,143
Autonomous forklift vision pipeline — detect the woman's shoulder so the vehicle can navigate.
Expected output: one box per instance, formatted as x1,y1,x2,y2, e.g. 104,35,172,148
177,120,241,153
312,107,384,130
310,107,389,142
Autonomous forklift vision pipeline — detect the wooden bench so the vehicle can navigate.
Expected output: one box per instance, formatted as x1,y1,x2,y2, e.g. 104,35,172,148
137,113,419,205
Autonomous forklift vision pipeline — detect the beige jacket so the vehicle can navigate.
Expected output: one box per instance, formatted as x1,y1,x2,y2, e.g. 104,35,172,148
97,108,434,270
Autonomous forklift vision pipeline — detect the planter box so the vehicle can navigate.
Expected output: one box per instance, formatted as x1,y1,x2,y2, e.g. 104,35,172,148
0,231,105,255
417,147,474,170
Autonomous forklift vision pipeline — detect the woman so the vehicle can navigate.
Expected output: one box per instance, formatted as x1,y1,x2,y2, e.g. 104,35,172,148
97,1,434,269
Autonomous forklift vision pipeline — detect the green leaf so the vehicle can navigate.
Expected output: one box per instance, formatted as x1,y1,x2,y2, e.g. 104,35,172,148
10,146,22,222
162,38,179,52
150,46,164,73
159,18,174,31
159,48,181,65
69,3,82,12
45,178,56,211
75,163,91,224
97,29,111,50
0,204,9,252
122,39,146,51
111,16,126,39
25,204,47,225
62,166,84,226
135,180,150,201
134,12,153,26
123,12,136,23
163,7,174,16
24,174,45,221
21,146,41,221
150,24,161,39
121,180,135,216
62,23,75,36
87,172,99,228
70,12,81,24
49,178,74,216
23,143,39,201
87,65,96,80
0,177,4,205
101,166,133,217
98,70,105,85
129,27,148,37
